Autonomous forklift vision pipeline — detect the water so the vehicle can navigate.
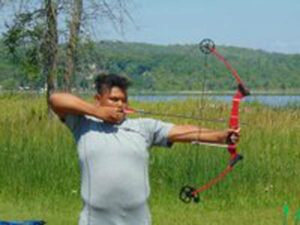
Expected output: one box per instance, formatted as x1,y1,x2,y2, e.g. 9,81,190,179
129,95,300,107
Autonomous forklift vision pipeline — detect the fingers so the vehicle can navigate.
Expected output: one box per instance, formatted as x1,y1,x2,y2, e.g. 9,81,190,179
229,127,240,135
235,127,241,135
227,128,241,144
111,107,126,123
229,128,241,137
98,106,126,124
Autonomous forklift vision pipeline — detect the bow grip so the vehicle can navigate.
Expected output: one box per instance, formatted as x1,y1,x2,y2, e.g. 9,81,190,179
226,132,239,145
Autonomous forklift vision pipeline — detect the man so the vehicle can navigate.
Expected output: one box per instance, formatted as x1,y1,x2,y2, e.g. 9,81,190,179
49,73,239,225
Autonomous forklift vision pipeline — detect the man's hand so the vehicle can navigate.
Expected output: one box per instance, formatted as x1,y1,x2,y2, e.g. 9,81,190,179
225,128,240,144
97,106,126,124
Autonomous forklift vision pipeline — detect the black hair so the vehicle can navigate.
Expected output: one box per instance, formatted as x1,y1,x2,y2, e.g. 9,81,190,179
94,72,131,94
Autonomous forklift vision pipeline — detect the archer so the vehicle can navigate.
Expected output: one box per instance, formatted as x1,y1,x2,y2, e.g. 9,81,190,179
49,73,240,225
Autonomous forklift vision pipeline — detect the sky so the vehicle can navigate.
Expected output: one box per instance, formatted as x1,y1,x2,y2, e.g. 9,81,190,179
1,0,300,54
99,0,300,54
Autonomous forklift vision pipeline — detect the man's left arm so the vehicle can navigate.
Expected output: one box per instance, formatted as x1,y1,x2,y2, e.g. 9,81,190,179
167,125,239,144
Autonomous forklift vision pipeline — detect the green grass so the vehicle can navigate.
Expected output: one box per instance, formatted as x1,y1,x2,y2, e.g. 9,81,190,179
0,93,299,224
0,197,291,225
0,197,292,225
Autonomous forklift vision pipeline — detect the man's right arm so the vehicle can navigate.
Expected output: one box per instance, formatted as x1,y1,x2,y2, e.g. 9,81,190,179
49,92,102,121
49,93,125,123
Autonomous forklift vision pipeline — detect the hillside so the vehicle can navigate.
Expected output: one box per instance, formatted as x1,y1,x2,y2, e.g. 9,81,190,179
0,40,299,92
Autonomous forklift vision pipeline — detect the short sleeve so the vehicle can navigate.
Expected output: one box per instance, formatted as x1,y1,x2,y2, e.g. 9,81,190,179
140,118,174,148
63,114,85,139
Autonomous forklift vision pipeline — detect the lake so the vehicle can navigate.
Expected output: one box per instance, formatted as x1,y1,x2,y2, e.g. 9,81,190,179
129,95,300,107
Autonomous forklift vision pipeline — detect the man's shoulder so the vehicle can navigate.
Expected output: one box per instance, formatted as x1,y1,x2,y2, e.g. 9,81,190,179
121,117,158,126
121,117,173,133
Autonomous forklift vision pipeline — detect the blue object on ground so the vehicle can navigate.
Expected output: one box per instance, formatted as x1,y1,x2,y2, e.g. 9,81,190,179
0,221,45,225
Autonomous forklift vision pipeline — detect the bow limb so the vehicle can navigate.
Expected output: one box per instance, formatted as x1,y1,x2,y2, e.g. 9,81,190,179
211,49,242,84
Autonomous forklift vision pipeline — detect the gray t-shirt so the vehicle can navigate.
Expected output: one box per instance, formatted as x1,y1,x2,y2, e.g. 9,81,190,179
65,115,174,210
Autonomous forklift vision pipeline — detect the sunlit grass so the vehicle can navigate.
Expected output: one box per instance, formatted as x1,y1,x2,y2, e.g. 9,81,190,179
0,93,299,224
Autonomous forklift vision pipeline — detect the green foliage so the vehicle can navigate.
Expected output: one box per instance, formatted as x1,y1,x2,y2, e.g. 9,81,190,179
1,9,46,89
1,40,300,91
85,41,300,92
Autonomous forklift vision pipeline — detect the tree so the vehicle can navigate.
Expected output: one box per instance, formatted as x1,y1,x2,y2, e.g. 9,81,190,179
63,0,135,91
43,0,58,105
1,0,134,98
3,4,48,88
64,0,82,92
2,1,58,114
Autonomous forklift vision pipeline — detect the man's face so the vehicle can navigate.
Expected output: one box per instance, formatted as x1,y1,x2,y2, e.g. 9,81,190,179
95,87,128,110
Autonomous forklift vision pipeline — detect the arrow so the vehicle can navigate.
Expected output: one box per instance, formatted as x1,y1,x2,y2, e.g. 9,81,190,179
124,107,248,125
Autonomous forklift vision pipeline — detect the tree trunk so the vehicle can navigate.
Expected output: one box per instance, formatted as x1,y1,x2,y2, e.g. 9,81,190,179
63,0,83,92
43,0,58,114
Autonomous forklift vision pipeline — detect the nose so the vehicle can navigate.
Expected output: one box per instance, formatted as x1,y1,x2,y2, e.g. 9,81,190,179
116,99,125,108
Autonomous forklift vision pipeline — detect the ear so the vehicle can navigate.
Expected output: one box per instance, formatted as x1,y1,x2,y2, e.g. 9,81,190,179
94,94,102,105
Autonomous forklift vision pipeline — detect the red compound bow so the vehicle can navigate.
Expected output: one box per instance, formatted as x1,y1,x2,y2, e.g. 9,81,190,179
179,39,250,203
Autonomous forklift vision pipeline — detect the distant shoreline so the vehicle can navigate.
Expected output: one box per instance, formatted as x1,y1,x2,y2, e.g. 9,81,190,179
1,90,300,96
128,90,300,96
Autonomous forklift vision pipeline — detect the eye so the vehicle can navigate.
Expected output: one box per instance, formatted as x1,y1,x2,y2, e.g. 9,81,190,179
109,96,127,104
111,97,119,102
